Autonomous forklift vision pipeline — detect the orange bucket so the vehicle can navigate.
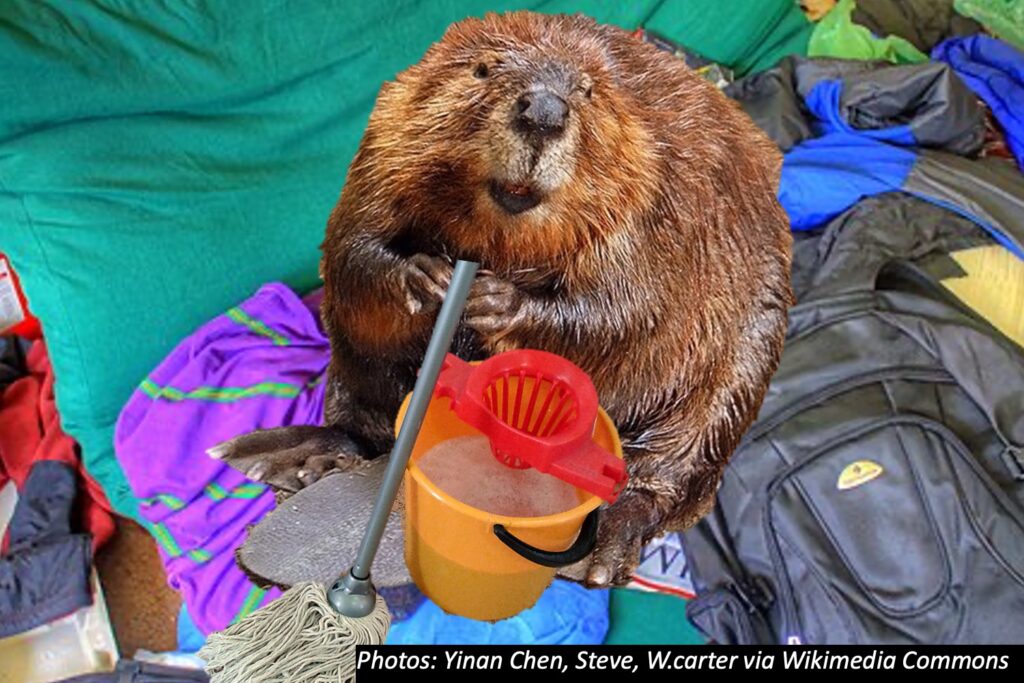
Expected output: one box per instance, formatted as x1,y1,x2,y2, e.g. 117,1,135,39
397,391,623,621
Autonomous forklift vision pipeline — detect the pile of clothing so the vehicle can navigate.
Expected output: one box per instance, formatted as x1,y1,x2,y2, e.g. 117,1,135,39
729,40,1024,246
1,338,212,680
680,11,1024,644
0,339,114,638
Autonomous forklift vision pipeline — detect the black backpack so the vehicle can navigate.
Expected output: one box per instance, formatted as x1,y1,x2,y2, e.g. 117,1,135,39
681,198,1024,645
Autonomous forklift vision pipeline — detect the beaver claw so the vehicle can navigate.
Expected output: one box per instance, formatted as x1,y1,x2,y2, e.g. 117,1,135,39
403,254,452,315
464,273,524,340
208,425,368,494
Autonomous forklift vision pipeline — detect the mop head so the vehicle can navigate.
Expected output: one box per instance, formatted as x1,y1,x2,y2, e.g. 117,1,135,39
198,581,391,683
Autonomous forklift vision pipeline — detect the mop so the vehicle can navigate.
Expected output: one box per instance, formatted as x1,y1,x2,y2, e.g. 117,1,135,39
199,259,480,683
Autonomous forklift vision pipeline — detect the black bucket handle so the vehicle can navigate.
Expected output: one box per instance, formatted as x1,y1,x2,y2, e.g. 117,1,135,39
492,509,600,568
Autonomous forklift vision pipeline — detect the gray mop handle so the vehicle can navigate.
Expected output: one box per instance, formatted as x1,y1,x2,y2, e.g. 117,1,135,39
350,259,479,579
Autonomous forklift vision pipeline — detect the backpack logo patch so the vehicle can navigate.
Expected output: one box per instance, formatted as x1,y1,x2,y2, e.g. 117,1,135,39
837,460,884,490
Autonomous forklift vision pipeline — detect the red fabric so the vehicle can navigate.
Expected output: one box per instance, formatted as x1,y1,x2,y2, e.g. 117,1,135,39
0,340,114,551
0,254,42,339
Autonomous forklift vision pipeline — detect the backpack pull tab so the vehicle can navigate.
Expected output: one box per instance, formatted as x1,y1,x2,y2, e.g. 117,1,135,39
1001,446,1024,481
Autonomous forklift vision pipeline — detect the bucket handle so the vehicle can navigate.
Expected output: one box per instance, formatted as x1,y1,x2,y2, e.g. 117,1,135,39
492,509,599,568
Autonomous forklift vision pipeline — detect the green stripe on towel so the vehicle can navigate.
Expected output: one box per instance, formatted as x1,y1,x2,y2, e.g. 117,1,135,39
188,549,213,563
226,307,290,346
231,586,268,624
228,483,266,498
140,378,302,402
204,483,228,501
143,483,265,509
148,522,213,565
205,482,266,501
150,522,183,557
140,493,186,511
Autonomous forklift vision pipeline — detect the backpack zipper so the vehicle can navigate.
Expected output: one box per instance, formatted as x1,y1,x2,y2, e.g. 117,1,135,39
745,365,953,444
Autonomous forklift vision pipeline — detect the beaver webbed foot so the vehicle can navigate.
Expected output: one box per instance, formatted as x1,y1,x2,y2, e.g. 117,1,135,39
208,425,370,495
464,272,525,340
557,490,659,587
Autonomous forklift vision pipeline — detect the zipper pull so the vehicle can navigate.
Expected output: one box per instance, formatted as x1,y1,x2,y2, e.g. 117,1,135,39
733,581,769,613
1001,446,1024,481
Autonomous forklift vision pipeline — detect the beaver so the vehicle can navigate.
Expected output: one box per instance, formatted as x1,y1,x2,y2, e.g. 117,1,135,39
212,11,793,586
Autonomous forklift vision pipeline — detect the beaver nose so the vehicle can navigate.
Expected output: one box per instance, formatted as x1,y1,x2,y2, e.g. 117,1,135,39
514,90,568,138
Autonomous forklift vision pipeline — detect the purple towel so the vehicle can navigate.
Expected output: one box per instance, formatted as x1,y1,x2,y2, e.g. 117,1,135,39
115,283,328,633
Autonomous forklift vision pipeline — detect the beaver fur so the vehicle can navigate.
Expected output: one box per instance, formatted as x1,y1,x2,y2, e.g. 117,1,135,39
214,11,793,586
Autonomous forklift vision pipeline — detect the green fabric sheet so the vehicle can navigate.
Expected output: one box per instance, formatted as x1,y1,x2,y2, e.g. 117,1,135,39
604,589,705,644
0,0,809,518
810,0,929,64
645,0,812,76
955,0,1024,50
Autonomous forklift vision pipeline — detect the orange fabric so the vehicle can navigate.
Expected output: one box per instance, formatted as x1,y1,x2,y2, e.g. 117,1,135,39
0,340,114,550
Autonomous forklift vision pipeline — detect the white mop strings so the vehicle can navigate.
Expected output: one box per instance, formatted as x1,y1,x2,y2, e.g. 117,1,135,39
199,581,391,683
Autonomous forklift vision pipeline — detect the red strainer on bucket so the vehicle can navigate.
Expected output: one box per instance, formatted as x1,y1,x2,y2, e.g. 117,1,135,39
434,350,627,502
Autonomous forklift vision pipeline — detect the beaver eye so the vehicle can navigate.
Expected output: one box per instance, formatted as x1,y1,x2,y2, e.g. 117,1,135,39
473,63,489,79
579,75,594,99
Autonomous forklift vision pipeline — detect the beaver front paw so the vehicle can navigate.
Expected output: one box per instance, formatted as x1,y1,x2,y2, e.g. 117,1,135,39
464,273,525,340
557,491,657,587
403,254,452,315
208,425,369,494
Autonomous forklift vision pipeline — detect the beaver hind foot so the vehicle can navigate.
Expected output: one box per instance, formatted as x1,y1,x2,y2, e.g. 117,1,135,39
209,425,369,494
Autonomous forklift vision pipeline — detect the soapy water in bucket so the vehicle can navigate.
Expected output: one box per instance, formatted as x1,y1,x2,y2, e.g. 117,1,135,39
417,435,581,517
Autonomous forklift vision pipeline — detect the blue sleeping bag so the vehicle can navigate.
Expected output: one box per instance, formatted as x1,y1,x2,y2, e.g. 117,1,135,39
933,35,1024,172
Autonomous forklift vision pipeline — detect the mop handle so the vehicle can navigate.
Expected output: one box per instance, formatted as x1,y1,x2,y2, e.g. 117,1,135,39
350,259,479,579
